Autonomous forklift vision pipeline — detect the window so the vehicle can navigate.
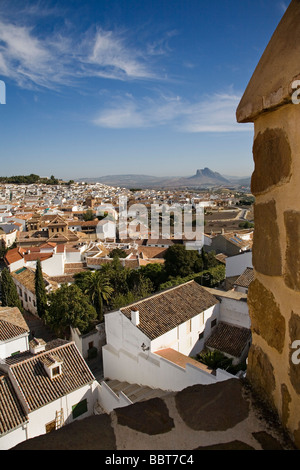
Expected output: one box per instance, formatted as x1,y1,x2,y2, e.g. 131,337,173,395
11,351,20,356
52,366,61,377
24,293,28,302
198,331,204,341
88,341,94,349
72,399,88,419
211,318,217,329
45,420,56,433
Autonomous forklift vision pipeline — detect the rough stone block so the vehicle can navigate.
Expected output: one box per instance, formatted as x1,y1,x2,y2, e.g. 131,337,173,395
252,128,291,196
248,279,285,353
252,201,282,276
284,211,300,291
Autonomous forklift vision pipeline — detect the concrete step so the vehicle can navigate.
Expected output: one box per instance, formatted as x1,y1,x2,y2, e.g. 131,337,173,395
105,379,167,404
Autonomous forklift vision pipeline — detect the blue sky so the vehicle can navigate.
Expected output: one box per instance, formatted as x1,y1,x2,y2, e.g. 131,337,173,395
0,0,289,180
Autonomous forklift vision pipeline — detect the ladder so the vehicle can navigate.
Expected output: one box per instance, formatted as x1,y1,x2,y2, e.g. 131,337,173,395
55,409,64,430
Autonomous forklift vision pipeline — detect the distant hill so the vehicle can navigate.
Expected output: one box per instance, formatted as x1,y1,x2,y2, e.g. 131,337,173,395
77,168,250,189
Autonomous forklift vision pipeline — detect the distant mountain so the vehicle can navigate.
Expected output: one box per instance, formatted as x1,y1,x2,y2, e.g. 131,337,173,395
77,168,250,189
187,168,230,184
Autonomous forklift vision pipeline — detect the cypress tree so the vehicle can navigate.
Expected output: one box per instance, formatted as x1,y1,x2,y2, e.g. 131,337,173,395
35,259,48,318
1,268,23,311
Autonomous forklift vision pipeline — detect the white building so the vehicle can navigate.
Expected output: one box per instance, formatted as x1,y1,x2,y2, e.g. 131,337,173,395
101,281,240,402
0,307,30,359
0,339,100,450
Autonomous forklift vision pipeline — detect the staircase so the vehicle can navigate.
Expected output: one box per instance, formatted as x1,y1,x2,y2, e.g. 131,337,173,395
104,379,168,404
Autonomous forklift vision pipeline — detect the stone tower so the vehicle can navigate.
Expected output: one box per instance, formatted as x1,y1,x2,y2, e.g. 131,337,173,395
237,0,300,448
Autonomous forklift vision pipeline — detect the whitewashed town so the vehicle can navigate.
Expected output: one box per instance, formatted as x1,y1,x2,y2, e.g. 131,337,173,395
1,0,299,454
0,177,256,449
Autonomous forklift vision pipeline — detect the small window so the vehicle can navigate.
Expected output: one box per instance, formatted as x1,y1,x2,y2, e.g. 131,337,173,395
72,399,88,419
198,331,204,341
24,293,28,302
52,366,61,377
88,341,94,349
11,351,20,357
211,318,217,329
45,420,56,433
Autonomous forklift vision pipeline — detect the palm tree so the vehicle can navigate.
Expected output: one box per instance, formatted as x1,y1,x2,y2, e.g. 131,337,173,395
75,270,113,322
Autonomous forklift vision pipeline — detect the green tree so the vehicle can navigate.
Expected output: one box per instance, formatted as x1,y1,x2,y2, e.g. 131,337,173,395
45,284,97,336
109,248,127,259
74,270,113,321
197,349,233,371
0,268,23,311
83,209,95,221
139,263,168,291
164,244,200,277
34,259,48,318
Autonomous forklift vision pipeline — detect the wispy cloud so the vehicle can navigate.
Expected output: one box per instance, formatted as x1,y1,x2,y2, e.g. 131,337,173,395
0,10,162,90
92,92,252,133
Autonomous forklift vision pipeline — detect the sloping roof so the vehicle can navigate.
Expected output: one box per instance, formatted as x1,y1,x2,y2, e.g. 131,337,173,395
120,281,219,341
0,320,29,342
234,267,254,288
0,307,29,332
8,342,95,412
4,247,26,265
0,373,28,435
205,322,251,358
237,0,300,123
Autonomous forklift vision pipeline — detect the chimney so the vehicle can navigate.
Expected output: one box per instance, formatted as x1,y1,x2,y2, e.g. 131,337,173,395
131,307,140,326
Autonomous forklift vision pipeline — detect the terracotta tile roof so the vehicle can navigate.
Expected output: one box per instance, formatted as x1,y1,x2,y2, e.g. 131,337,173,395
11,267,58,295
205,322,251,358
24,252,52,262
138,246,168,259
4,247,26,265
8,342,95,412
11,267,36,294
0,320,29,342
0,373,28,435
120,281,219,341
234,267,254,288
154,348,214,374
0,307,29,332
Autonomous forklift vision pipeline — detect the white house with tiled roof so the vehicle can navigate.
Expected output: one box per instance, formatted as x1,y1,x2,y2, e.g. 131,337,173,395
0,339,100,450
0,307,30,360
101,281,236,396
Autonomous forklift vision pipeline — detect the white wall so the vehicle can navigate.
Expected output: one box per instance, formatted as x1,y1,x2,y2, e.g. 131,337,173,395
41,253,65,277
26,383,98,441
8,258,25,273
70,324,106,359
225,251,252,278
102,343,233,394
97,381,132,414
0,424,28,450
0,334,29,359
102,303,233,393
13,280,37,315
219,297,250,329
150,305,219,357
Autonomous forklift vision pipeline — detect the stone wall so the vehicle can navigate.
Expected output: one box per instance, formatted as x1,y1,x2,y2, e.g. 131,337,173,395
246,103,300,448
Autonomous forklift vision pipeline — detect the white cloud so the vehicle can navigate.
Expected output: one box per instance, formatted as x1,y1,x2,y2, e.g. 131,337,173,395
0,15,160,90
92,92,253,133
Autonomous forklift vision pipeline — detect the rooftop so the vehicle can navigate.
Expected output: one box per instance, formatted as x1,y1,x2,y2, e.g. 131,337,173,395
120,281,219,341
